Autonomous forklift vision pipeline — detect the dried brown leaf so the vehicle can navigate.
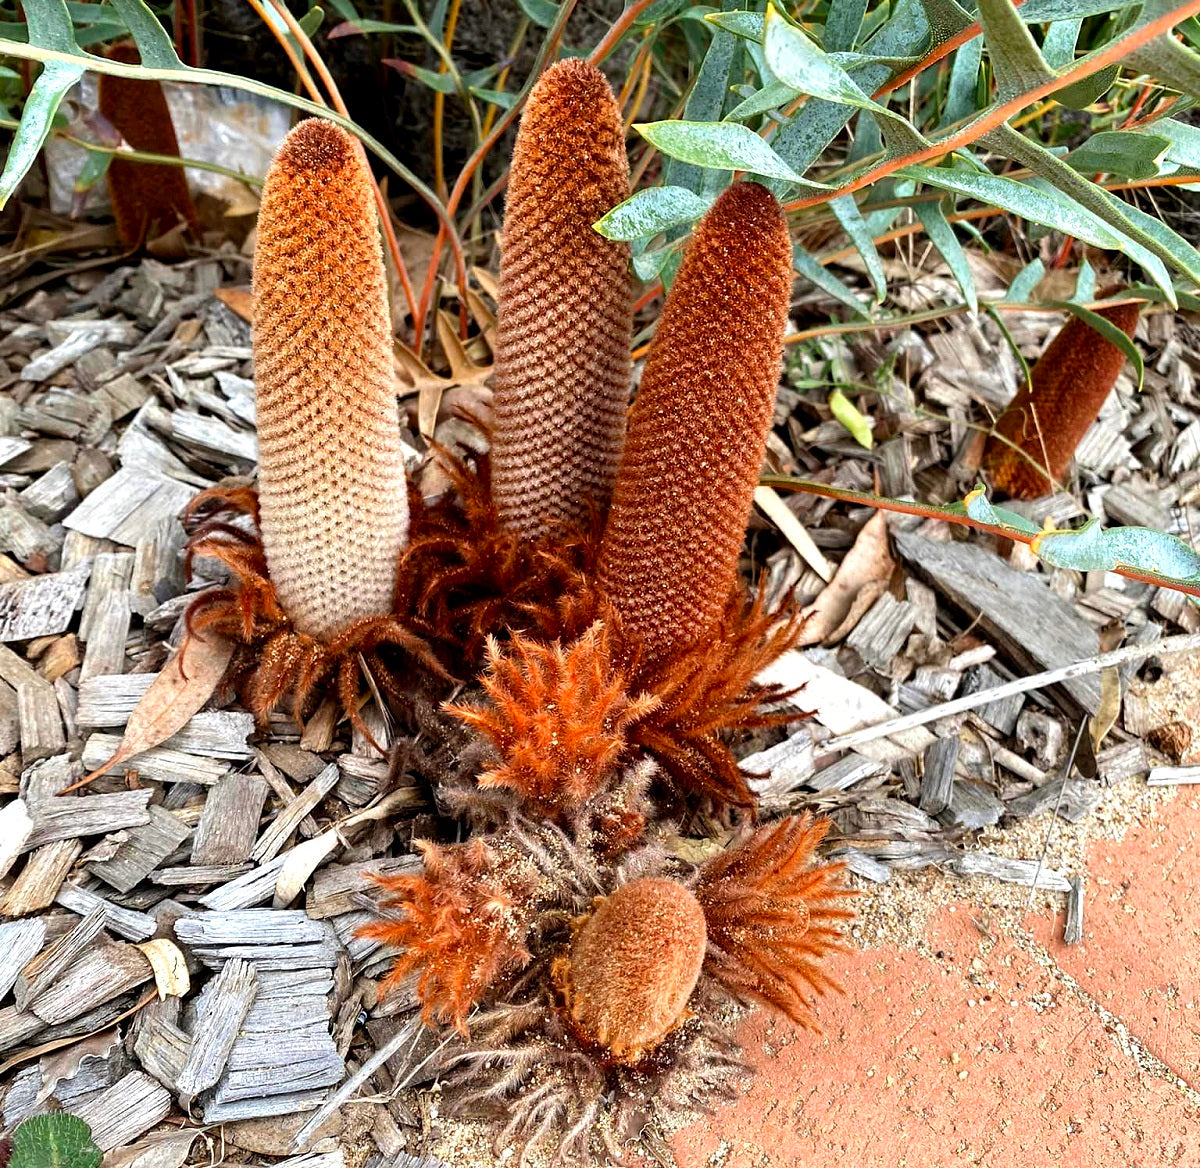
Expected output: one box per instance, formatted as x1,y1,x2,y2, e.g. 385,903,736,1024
799,512,895,646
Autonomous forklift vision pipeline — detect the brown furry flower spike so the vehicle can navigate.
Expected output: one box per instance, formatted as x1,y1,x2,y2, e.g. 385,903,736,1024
99,41,200,248
491,57,633,539
983,297,1140,498
186,118,432,724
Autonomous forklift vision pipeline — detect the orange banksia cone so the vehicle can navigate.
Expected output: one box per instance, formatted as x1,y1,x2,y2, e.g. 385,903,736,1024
983,300,1141,499
490,58,633,540
596,182,793,670
99,41,199,248
251,118,409,641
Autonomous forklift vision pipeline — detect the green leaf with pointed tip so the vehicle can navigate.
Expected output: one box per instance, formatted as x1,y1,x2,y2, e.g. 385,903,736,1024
10,1114,102,1168
1067,130,1172,179
0,60,83,208
594,186,714,241
1152,117,1200,167
1035,519,1200,586
636,120,807,183
829,388,874,448
944,33,983,124
831,195,886,301
793,243,871,319
975,0,1056,100
1006,258,1045,302
963,487,1042,535
298,6,324,37
915,200,978,312
1055,63,1119,110
705,11,764,41
725,78,800,122
1073,259,1096,302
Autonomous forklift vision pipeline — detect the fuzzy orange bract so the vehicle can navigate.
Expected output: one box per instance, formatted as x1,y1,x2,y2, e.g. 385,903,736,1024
561,877,708,1062
695,814,854,1028
597,181,794,672
359,837,540,1032
446,623,658,820
983,299,1141,499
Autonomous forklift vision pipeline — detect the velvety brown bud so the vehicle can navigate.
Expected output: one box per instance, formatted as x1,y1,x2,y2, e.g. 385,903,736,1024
597,182,793,670
983,300,1141,499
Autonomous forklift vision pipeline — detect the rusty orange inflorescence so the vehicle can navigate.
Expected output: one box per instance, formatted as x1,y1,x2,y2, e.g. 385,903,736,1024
99,41,200,248
983,299,1141,499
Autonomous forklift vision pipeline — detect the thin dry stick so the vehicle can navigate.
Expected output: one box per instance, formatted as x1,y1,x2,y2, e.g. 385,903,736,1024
1026,718,1087,912
813,632,1200,758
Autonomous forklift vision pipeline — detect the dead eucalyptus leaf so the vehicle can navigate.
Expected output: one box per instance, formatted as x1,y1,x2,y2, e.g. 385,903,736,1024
34,1028,120,1107
214,287,253,322
273,830,340,908
136,938,191,999
799,511,894,646
62,632,234,792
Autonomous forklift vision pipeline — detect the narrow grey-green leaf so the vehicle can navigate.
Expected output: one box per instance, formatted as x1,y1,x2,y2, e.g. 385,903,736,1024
1153,117,1200,167
964,487,1042,535
1005,257,1045,301
108,0,184,68
1040,17,1080,69
0,60,83,209
943,33,983,124
23,0,78,50
975,0,1056,101
594,186,713,241
831,194,886,301
826,0,869,51
793,243,871,318
1019,0,1132,18
515,0,559,28
704,11,764,42
1055,63,1119,110
1073,258,1096,302
725,78,799,122
915,200,978,311
1068,129,1171,179
1035,519,1200,585
636,120,806,182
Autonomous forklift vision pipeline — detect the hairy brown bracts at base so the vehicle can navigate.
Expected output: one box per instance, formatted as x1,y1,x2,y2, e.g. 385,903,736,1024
696,814,856,1028
99,41,200,249
396,448,603,669
982,299,1141,499
183,487,439,731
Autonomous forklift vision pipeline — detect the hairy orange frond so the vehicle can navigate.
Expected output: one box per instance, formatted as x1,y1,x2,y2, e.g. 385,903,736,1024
597,181,794,672
695,814,854,1028
983,299,1141,499
491,58,632,540
253,118,408,640
445,623,658,821
360,837,541,1032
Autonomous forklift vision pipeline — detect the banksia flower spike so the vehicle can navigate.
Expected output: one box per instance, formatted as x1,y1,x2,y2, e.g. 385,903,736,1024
982,298,1141,499
559,877,708,1062
445,623,659,822
490,58,633,540
186,119,435,725
99,41,200,248
597,181,793,671
695,814,855,1027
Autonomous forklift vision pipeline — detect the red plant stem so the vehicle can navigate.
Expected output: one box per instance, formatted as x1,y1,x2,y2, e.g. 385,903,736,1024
759,475,1200,599
783,0,1200,214
587,0,662,66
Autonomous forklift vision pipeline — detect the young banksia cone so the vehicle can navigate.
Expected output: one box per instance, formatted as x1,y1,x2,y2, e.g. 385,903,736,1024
561,877,708,1061
98,42,200,248
253,118,409,640
596,182,793,670
982,300,1141,499
445,624,658,821
695,814,854,1028
490,58,633,540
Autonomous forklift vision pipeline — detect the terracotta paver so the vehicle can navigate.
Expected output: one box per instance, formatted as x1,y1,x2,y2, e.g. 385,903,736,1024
670,818,1200,1168
1025,793,1200,1085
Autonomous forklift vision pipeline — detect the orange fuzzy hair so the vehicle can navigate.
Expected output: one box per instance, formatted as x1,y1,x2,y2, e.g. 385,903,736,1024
596,181,793,673
253,118,410,641
99,42,200,248
559,877,708,1062
183,487,438,728
359,836,542,1031
982,299,1141,499
490,58,632,540
445,623,658,822
695,814,854,1028
395,448,602,669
